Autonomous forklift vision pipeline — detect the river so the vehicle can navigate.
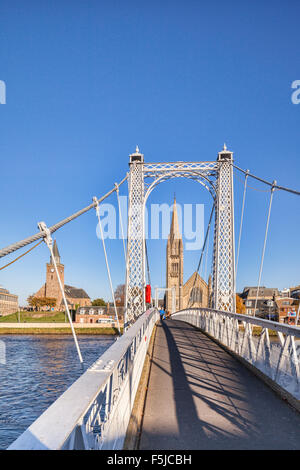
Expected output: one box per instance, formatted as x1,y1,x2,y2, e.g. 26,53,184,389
0,334,115,449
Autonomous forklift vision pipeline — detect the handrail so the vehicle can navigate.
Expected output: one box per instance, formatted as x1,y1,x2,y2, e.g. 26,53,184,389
172,307,300,337
172,308,300,401
8,308,159,450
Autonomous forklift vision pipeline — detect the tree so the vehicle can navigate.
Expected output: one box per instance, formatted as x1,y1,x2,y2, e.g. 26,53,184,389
114,284,125,306
236,294,246,314
27,295,56,311
92,298,106,306
27,295,40,310
42,297,57,308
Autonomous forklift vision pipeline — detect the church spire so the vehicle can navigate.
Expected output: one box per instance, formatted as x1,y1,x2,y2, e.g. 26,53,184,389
50,240,61,265
170,196,181,240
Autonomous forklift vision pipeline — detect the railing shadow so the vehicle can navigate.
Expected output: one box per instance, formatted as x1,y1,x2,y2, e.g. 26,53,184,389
140,319,300,450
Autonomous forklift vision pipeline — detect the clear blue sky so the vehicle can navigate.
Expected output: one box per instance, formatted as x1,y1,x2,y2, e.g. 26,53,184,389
0,0,300,305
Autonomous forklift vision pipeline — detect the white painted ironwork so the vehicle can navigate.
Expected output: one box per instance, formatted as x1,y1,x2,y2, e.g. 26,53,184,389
154,287,176,313
125,146,236,324
8,308,159,450
214,147,236,312
125,152,145,329
172,308,300,399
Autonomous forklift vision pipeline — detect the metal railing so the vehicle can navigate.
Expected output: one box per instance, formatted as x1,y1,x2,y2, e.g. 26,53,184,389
172,308,300,400
8,308,159,450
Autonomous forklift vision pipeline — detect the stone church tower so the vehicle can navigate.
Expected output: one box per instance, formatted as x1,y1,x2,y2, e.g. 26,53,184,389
45,240,64,306
166,197,183,312
34,240,65,308
165,198,210,314
34,240,91,310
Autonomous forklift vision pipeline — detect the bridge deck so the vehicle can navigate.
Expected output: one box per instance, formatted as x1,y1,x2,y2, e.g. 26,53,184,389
139,319,300,450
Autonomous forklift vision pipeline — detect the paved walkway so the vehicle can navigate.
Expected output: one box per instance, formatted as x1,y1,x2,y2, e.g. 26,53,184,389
139,319,300,450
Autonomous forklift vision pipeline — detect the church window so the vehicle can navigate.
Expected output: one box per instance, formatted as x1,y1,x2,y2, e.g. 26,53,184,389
172,263,178,274
171,242,179,255
189,287,203,305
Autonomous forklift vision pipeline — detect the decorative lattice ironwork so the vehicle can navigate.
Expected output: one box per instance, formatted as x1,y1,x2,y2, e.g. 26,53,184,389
213,153,236,312
125,161,145,326
125,147,236,325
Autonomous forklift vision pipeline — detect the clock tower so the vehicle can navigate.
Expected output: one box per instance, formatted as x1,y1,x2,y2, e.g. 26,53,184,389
45,240,64,304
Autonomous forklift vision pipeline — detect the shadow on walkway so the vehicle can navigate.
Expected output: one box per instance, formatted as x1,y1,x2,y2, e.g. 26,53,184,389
139,319,300,450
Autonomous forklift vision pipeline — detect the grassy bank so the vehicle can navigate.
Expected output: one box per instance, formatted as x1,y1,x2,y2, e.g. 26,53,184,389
0,311,123,335
0,311,67,323
0,327,123,335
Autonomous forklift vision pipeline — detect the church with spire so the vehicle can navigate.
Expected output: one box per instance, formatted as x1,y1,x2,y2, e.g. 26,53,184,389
34,240,91,310
166,197,211,312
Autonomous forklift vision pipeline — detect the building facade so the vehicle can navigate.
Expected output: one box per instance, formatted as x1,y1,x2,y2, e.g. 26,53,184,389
0,287,18,316
276,297,299,324
75,305,124,326
240,286,279,319
34,240,91,310
165,198,210,312
290,285,300,299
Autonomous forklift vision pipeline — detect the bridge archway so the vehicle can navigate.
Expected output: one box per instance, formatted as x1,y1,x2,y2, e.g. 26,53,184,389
144,172,217,204
125,146,236,327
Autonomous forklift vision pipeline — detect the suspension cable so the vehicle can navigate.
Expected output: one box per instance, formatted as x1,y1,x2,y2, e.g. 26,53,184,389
38,222,84,366
0,240,43,271
188,203,214,307
253,181,276,316
233,164,300,196
93,197,121,336
115,183,127,263
0,175,128,260
235,170,249,278
234,170,270,192
145,240,151,286
203,224,210,282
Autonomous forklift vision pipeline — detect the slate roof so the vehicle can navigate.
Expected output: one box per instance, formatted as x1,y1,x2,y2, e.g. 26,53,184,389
241,286,279,298
64,285,90,299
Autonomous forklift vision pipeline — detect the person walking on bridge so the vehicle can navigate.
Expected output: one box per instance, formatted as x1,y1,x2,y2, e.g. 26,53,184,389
159,308,166,321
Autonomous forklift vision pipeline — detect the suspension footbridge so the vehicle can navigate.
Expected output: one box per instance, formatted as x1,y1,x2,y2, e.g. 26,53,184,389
1,145,299,450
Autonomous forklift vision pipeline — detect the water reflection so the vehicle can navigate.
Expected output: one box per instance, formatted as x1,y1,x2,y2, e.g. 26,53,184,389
0,334,115,449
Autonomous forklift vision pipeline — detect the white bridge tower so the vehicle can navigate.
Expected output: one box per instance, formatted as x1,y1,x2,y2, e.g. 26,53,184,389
125,145,235,327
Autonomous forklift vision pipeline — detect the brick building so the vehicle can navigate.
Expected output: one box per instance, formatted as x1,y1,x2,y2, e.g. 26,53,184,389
75,305,124,325
34,240,91,310
0,287,18,316
276,297,299,324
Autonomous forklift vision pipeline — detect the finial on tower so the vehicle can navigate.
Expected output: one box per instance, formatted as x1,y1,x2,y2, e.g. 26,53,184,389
217,143,233,162
129,145,144,163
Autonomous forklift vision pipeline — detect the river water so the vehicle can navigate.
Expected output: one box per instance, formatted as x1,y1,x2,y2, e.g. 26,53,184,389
0,334,115,449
